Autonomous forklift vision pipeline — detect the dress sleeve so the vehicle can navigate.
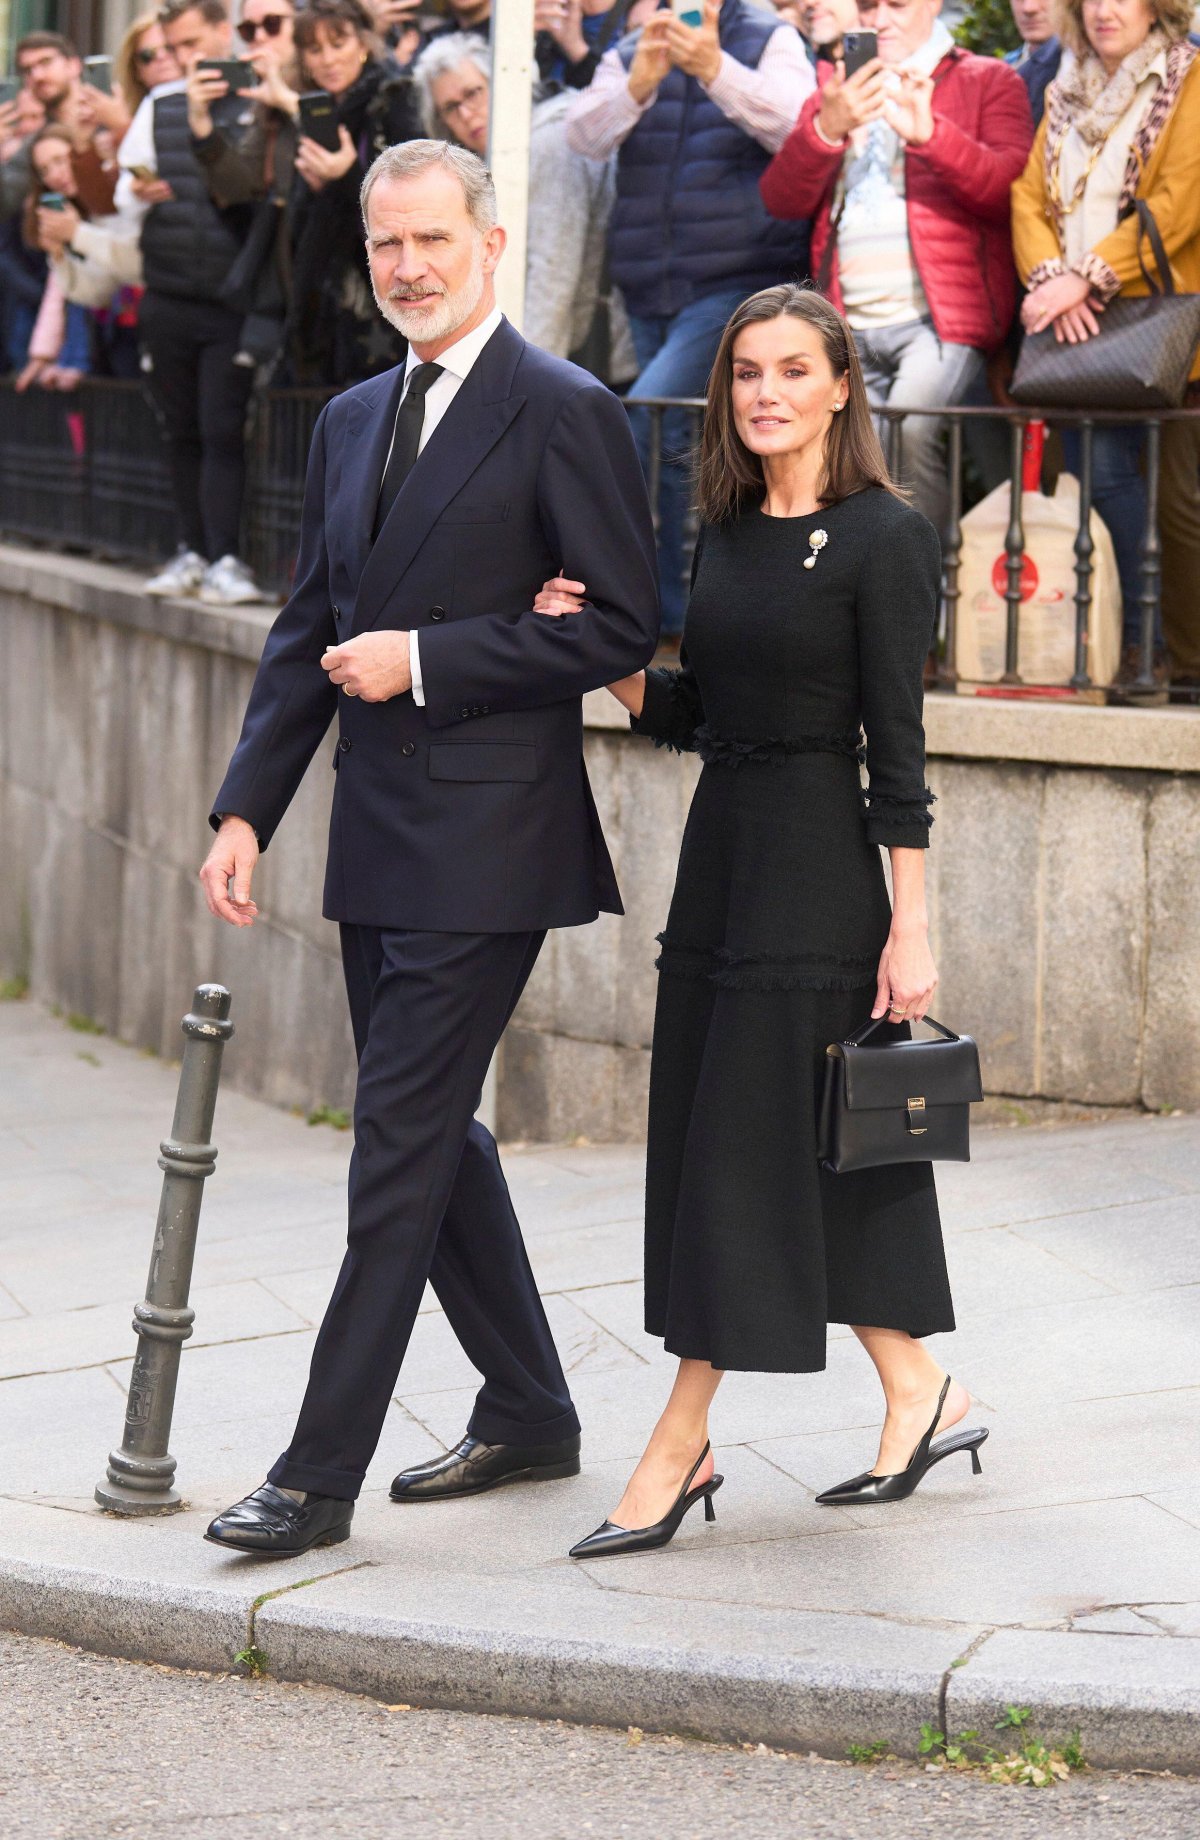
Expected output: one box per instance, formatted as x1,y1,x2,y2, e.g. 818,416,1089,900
855,506,939,849
630,526,707,751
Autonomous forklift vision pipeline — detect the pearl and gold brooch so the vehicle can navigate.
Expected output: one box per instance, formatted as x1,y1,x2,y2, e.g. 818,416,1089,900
804,529,828,571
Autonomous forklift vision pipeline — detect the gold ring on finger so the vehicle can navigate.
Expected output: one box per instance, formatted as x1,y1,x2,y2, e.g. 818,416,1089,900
343,684,357,696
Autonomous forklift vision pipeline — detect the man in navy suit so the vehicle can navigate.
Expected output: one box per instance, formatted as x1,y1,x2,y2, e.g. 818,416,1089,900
200,139,659,1557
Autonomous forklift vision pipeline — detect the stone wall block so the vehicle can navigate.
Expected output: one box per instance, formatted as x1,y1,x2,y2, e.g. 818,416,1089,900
1040,770,1146,1104
611,738,699,1049
512,932,557,1033
496,1026,551,1142
929,760,1043,1094
1144,777,1200,1111
497,1028,620,1143
613,1043,652,1143
27,807,124,1033
1,595,55,800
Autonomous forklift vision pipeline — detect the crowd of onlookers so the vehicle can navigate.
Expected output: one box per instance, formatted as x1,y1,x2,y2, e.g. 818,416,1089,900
0,0,1198,691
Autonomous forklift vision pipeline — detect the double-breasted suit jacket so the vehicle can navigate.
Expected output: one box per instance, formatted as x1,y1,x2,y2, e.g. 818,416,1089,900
213,316,661,930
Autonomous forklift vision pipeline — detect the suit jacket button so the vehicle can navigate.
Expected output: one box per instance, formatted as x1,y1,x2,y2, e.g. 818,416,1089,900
338,737,351,753
480,705,490,716
459,706,471,719
401,741,415,757
429,605,446,621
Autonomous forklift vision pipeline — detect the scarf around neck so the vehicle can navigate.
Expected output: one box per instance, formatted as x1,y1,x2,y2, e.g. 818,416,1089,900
1051,27,1167,144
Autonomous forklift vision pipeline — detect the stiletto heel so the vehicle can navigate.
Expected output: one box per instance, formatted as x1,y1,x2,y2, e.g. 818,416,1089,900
815,1377,990,1506
569,1443,723,1559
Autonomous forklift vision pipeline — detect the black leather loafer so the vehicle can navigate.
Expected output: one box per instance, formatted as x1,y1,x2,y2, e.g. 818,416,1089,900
390,1432,581,1502
204,1483,353,1557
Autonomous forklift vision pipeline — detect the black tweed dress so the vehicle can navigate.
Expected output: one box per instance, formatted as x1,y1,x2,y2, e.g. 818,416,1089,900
633,486,956,1373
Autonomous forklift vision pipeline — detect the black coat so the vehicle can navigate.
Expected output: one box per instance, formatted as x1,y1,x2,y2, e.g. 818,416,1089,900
212,316,660,931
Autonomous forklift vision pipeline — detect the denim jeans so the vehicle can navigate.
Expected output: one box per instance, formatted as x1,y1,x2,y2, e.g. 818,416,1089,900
855,317,986,538
627,286,750,633
1060,424,1152,649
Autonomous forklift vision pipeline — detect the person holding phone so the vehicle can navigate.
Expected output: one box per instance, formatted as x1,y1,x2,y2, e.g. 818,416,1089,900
566,0,814,646
3,33,119,222
761,0,1033,540
285,0,421,385
15,125,100,393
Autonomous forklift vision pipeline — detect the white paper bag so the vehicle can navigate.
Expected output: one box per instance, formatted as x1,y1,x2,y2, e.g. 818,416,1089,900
955,474,1122,690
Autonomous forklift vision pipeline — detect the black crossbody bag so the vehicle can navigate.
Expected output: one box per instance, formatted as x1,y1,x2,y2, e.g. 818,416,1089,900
818,1016,983,1174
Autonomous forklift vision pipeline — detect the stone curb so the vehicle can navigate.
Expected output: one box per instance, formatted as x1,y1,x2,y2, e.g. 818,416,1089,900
3,1554,1198,1773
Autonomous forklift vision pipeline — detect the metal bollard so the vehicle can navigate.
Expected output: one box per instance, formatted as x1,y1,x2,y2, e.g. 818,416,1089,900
95,984,234,1515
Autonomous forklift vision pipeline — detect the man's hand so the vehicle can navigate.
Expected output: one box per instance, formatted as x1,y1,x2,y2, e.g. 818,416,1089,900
628,11,673,102
664,0,723,85
246,45,300,117
35,200,81,252
186,61,227,138
882,69,934,147
199,816,261,927
816,57,885,142
321,631,412,701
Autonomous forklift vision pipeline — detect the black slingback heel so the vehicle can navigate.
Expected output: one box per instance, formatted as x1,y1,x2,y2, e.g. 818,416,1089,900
815,1375,989,1506
568,1442,723,1559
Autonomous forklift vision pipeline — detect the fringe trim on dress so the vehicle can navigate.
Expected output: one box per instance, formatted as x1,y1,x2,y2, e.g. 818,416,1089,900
655,934,878,993
860,786,937,830
694,726,865,767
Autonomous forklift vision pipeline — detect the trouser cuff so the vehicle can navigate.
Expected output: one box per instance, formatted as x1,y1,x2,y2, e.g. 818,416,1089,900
466,1402,581,1449
267,1455,362,1501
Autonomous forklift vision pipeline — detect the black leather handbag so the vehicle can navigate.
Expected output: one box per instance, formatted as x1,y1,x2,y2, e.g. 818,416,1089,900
1010,202,1200,411
818,1015,983,1174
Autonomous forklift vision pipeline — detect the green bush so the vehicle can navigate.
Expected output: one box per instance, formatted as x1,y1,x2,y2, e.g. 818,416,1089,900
954,0,1023,56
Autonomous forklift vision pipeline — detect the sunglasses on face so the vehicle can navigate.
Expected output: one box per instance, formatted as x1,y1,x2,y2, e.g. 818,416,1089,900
136,44,172,64
237,12,290,40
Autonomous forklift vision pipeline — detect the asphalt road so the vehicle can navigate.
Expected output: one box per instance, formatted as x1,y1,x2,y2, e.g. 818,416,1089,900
2,1633,1198,1840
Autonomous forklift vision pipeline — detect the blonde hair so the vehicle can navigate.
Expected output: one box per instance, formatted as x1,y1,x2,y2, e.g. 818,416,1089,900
115,11,166,108
1053,0,1193,54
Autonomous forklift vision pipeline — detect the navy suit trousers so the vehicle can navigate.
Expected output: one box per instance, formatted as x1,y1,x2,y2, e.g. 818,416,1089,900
268,925,578,1500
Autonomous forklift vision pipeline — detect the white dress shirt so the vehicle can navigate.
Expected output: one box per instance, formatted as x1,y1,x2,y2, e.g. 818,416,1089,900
388,305,505,706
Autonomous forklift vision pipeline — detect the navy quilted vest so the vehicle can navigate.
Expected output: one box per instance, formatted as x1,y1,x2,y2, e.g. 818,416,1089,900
612,1,809,320
141,92,251,303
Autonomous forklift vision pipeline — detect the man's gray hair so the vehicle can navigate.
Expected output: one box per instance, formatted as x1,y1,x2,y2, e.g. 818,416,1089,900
410,32,489,140
359,138,498,234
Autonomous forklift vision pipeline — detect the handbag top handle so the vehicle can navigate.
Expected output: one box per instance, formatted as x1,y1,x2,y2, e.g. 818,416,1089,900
843,1014,961,1047
1135,199,1176,297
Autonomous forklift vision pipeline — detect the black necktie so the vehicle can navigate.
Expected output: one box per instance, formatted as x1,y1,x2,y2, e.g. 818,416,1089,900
373,361,444,540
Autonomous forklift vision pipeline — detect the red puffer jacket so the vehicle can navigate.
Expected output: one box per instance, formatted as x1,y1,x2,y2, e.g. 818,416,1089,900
760,49,1033,354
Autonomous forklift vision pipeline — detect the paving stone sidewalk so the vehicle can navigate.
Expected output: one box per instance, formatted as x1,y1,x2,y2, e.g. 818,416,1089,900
1,1000,1198,1770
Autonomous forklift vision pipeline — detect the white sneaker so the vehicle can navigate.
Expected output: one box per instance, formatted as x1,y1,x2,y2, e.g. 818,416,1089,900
198,554,265,607
145,547,206,598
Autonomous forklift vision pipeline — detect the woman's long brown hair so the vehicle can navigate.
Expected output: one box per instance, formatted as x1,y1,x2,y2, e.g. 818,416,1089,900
695,284,903,526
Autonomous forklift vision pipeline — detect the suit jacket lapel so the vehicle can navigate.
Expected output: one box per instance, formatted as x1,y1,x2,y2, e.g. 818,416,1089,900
353,319,527,633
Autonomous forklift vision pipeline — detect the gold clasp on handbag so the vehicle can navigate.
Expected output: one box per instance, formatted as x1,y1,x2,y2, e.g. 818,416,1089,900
906,1096,927,1135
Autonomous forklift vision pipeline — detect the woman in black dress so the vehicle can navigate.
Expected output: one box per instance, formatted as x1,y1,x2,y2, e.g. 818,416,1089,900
538,286,984,1558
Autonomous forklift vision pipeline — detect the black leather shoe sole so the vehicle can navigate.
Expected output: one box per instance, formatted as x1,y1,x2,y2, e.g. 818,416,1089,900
389,1454,581,1502
202,1521,352,1559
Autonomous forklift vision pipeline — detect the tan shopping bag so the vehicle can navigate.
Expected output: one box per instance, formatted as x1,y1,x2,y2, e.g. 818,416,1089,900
955,473,1122,691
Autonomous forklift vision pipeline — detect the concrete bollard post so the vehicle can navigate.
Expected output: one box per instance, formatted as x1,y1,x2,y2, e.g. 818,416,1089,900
95,984,234,1515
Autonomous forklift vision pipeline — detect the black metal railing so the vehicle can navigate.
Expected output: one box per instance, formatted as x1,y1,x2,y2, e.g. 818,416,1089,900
0,377,331,596
2,377,1197,701
628,394,1200,702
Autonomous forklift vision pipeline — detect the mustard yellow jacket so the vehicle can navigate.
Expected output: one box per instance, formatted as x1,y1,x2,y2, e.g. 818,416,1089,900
1011,56,1200,380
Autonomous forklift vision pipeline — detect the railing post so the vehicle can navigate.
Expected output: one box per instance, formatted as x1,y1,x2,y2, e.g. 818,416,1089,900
1002,417,1026,684
1071,419,1095,690
95,984,234,1515
1137,417,1162,688
940,414,964,688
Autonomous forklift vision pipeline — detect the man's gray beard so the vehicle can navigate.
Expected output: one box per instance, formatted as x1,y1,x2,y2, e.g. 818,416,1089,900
375,250,487,346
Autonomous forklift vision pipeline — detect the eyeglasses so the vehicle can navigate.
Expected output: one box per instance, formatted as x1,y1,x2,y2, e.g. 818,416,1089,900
136,44,172,64
441,81,487,123
237,12,290,41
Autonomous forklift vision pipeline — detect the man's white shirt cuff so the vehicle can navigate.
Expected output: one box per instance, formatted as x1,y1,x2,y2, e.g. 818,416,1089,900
409,629,425,706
